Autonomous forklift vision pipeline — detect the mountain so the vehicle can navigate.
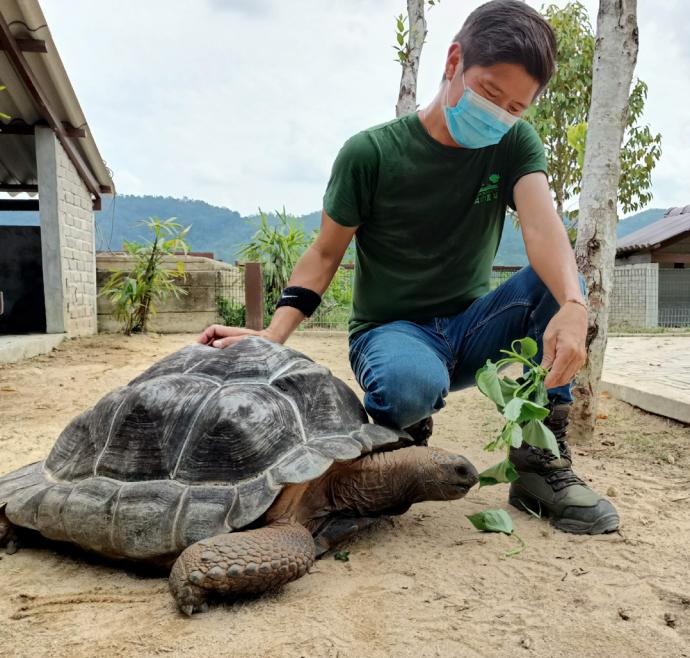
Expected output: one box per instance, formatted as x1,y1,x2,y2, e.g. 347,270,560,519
0,195,668,266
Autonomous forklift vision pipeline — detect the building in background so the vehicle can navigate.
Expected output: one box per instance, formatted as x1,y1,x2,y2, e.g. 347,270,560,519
0,0,113,347
612,206,690,329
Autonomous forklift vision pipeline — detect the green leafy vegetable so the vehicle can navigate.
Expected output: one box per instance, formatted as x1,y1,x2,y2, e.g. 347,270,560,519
522,420,560,458
478,458,519,487
466,510,526,556
476,361,505,410
467,509,514,534
469,336,557,556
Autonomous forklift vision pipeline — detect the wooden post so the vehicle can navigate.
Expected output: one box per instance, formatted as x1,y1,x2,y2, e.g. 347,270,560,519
244,262,264,330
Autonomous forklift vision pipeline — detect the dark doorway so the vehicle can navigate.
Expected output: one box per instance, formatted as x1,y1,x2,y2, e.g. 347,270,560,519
0,226,46,333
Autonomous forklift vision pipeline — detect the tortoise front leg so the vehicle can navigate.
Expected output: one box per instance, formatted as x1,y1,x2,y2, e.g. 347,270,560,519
169,521,315,616
0,504,19,554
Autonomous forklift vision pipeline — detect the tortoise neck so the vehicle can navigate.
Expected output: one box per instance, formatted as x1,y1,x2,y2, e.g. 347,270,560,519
323,450,425,518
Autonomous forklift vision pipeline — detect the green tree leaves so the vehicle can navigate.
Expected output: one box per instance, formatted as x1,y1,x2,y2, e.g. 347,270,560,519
524,2,661,219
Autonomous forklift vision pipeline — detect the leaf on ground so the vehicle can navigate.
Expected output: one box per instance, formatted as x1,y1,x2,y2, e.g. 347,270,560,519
334,551,350,562
478,458,519,487
466,509,514,535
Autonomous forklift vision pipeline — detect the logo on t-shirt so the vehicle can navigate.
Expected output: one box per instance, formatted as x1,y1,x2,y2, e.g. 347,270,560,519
474,173,500,205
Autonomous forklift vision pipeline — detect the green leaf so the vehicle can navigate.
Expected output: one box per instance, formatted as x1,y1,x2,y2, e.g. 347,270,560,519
466,509,514,534
334,551,350,562
512,337,538,359
478,459,518,487
502,398,549,423
396,32,404,46
522,420,560,458
498,376,522,401
502,421,524,449
476,361,505,409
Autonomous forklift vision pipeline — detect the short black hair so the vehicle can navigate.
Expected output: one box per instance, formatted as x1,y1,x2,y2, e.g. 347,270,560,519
452,0,557,91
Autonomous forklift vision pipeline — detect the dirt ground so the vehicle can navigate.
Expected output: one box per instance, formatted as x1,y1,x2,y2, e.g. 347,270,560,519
0,333,689,658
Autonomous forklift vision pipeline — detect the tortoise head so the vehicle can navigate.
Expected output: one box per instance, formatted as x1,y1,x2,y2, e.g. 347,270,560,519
413,446,479,502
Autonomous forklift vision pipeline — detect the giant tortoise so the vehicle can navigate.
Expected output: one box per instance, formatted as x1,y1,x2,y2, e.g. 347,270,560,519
0,337,477,614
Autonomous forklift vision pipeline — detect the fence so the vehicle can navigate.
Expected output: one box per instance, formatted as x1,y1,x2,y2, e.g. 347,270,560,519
658,268,690,327
215,262,263,330
610,263,690,330
216,263,690,333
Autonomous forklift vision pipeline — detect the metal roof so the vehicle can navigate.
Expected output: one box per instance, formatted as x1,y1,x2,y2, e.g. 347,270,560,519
617,206,690,255
0,0,114,206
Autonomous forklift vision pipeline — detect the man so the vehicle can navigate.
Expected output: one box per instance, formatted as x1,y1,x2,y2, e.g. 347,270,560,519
199,0,619,535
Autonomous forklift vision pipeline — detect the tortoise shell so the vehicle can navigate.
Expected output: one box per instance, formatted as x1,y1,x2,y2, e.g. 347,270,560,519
0,338,404,560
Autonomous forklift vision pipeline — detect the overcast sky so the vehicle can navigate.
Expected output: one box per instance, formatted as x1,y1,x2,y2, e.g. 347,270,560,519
41,0,689,217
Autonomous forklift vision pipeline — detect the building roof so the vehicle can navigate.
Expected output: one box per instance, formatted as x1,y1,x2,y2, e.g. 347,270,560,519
616,206,690,255
0,0,114,206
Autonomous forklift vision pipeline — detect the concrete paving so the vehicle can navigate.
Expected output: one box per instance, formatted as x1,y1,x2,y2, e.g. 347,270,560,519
602,336,690,424
0,333,65,364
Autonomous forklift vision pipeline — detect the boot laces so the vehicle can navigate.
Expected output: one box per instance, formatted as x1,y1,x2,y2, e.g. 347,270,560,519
541,441,586,491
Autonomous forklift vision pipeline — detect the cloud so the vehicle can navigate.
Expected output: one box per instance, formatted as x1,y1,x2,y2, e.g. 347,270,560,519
207,0,273,17
38,0,686,216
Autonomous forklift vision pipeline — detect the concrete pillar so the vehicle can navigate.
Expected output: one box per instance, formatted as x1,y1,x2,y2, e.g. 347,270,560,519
35,126,98,337
36,126,66,333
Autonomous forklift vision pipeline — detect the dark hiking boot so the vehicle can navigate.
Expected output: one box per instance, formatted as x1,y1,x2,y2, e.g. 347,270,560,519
404,417,434,446
508,403,619,535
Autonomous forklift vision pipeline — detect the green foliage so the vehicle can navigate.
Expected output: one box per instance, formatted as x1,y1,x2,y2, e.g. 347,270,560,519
100,217,190,334
467,509,514,534
467,338,560,556
466,509,526,556
216,296,246,327
334,551,350,562
525,2,661,220
475,337,557,488
478,459,518,487
393,13,410,64
238,207,309,317
392,2,439,66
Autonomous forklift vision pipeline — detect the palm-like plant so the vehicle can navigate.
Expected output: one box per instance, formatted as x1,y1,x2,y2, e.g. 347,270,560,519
100,217,190,334
238,208,309,315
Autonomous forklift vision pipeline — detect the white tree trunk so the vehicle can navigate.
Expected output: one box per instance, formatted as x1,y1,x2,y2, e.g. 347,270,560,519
571,0,639,441
396,0,427,118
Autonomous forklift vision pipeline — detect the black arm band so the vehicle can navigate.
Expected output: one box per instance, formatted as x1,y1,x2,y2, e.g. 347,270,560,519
275,286,322,317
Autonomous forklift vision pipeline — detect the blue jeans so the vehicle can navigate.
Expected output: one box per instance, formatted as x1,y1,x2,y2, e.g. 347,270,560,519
348,266,582,429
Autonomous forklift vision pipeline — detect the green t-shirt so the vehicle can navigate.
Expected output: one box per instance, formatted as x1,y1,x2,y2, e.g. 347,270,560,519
323,112,547,337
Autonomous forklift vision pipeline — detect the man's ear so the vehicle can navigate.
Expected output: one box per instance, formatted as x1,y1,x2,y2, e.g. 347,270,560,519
445,42,462,81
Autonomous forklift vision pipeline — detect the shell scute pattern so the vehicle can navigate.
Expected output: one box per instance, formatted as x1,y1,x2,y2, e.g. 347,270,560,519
2,338,405,560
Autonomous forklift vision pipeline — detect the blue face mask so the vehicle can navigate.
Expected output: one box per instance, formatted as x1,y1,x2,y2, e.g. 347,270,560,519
443,75,519,149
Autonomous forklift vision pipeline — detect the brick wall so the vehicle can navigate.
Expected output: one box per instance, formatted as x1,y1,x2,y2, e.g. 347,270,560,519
55,140,97,336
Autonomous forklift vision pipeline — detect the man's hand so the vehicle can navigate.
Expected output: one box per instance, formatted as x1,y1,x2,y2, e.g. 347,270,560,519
541,301,588,389
196,325,283,349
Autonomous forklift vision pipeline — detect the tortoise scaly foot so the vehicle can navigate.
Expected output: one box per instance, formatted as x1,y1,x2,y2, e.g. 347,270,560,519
0,504,19,554
169,522,315,615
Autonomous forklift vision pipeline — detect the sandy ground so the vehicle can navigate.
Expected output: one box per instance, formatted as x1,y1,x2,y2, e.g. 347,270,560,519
0,333,689,658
